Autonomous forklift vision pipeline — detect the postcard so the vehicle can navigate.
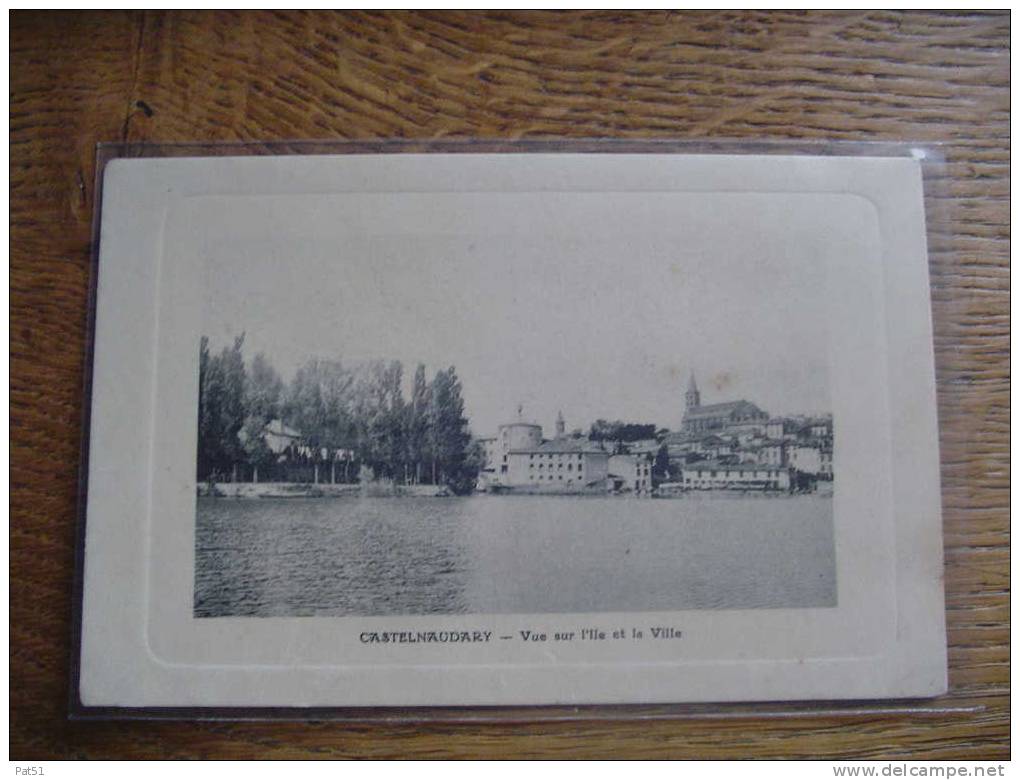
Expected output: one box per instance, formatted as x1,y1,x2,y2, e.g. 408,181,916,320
75,149,946,711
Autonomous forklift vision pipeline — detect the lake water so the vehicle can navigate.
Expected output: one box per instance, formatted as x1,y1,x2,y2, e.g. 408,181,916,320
195,494,836,617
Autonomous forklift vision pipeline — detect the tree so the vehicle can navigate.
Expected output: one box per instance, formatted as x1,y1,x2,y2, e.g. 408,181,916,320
197,336,213,480
588,420,657,444
405,363,431,484
283,359,329,450
246,352,284,423
196,334,247,481
240,416,275,483
653,443,671,485
218,334,248,480
196,336,480,491
283,358,361,482
455,438,486,495
428,366,476,493
363,360,405,479
240,352,285,482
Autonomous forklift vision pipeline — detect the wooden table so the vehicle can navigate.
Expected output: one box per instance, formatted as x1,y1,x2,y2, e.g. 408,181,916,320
10,11,1009,759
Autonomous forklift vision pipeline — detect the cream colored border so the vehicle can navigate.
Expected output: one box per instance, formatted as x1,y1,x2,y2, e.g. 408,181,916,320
79,153,946,707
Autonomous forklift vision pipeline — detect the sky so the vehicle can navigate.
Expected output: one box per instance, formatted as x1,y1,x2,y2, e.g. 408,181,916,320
195,188,852,437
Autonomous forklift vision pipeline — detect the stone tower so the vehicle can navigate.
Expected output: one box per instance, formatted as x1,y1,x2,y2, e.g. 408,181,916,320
685,371,701,411
555,410,566,438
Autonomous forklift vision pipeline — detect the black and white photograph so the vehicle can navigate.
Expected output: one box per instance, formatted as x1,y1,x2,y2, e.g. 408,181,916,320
192,172,837,619
76,151,946,709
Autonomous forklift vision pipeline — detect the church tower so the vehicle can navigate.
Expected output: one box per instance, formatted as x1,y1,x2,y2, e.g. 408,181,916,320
685,372,701,411
555,410,566,438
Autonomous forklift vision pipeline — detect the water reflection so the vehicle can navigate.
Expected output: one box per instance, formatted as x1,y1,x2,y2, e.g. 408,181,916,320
194,494,835,617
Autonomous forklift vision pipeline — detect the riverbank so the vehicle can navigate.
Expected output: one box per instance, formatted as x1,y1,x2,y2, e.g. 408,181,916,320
199,482,450,499
199,481,831,500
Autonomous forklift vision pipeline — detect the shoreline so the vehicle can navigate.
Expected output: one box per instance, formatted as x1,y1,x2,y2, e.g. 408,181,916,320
198,481,830,500
198,482,451,499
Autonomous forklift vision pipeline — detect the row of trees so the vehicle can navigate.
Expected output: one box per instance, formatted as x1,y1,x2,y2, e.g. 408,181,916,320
197,334,481,494
587,420,662,445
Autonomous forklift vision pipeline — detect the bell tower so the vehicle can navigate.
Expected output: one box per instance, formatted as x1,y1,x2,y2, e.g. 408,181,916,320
685,371,701,411
555,410,566,438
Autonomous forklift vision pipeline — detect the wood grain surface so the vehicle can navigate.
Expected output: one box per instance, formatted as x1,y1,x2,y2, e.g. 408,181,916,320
10,10,1009,759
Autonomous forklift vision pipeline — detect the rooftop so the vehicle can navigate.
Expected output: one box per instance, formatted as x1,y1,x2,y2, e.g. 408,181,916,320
662,431,700,444
684,400,766,420
628,441,662,454
681,460,786,473
510,437,609,455
700,434,731,445
265,418,301,439
499,420,542,429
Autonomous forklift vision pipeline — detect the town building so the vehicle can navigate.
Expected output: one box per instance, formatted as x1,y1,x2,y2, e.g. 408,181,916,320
660,431,698,457
262,418,302,454
678,461,791,492
608,453,654,495
736,444,761,464
478,410,611,492
476,417,542,488
476,371,833,495
681,372,768,434
476,436,500,481
809,417,834,440
659,373,833,490
820,448,833,479
233,419,357,484
696,434,735,460
628,438,661,456
765,418,800,441
507,437,610,490
789,444,822,475
758,440,788,467
790,442,834,479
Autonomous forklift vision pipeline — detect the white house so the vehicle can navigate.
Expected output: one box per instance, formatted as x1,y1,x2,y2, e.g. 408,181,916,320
261,418,302,455
608,453,654,495
679,461,791,491
790,444,823,475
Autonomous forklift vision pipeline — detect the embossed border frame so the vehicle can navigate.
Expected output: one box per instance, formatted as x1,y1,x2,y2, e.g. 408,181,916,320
69,138,960,722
